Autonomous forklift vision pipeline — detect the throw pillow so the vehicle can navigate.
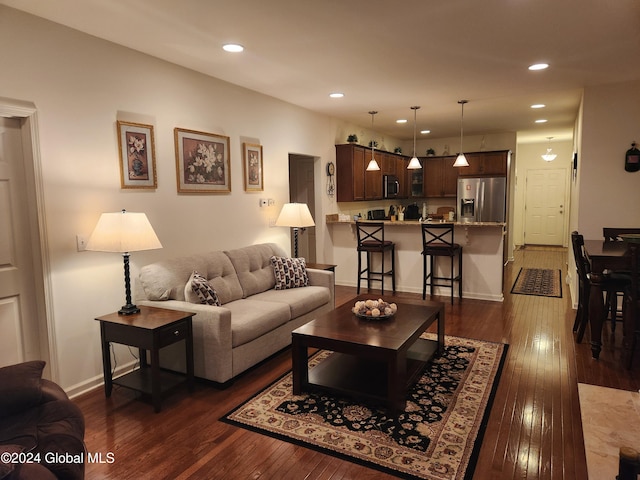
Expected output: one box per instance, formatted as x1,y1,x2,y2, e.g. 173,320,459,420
187,271,221,306
0,360,45,419
271,256,308,290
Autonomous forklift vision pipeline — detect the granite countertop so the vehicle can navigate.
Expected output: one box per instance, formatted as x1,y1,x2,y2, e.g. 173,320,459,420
326,219,506,227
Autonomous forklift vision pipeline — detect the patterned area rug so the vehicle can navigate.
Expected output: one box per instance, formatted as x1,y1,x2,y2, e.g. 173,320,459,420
222,335,508,480
510,268,562,297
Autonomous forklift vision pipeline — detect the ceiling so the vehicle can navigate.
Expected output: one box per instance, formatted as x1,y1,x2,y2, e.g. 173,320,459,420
3,0,640,144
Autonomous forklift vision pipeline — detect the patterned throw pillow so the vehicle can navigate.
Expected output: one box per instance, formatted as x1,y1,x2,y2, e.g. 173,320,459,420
189,271,221,306
271,256,308,290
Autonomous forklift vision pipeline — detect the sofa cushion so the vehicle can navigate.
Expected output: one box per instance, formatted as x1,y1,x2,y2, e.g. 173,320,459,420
0,361,45,419
271,256,308,290
224,299,291,347
225,243,287,298
139,251,243,304
185,271,221,306
252,286,330,319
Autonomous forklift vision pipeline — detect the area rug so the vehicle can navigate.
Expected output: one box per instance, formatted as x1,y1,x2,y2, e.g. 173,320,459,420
222,334,508,480
510,268,562,297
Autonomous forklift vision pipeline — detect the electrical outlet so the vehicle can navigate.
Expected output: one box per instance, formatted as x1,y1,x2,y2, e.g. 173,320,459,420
76,234,87,252
268,218,276,227
267,198,275,206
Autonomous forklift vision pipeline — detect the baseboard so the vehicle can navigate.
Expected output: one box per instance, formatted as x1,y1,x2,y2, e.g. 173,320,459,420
66,359,138,399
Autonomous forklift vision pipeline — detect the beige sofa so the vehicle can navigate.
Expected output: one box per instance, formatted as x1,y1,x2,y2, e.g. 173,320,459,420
135,243,334,384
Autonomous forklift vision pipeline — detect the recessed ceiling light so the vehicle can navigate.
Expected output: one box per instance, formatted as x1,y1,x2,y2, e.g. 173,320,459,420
396,119,408,124
528,63,549,71
531,104,546,109
329,92,344,98
535,119,548,123
223,43,244,53
420,130,431,135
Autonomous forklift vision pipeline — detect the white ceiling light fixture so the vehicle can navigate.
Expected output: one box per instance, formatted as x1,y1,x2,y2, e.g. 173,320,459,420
421,129,431,135
222,43,244,53
535,119,548,124
366,111,380,171
531,104,546,109
453,100,470,167
396,119,408,124
407,106,422,170
541,137,557,162
329,92,344,98
528,63,549,71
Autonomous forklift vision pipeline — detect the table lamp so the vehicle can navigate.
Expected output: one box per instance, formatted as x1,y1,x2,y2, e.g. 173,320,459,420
86,209,162,315
275,203,315,258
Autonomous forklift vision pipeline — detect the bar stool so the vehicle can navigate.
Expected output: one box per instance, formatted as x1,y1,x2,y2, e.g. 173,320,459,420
421,223,462,304
356,221,396,295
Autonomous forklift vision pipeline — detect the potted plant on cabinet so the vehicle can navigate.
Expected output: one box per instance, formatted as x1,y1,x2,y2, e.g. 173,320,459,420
347,134,358,144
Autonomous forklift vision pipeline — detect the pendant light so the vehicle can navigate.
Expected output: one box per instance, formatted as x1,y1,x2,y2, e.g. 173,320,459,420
453,100,470,167
366,111,380,171
407,106,422,169
541,136,557,161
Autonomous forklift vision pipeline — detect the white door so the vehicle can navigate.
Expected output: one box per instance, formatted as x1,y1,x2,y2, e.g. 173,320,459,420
0,117,43,366
524,168,567,246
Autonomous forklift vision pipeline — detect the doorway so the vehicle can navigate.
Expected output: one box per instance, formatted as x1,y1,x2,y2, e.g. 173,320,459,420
524,168,568,246
0,107,52,375
288,154,317,262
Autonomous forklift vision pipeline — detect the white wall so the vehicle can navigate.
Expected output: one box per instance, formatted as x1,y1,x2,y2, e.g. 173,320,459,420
578,80,640,238
0,6,348,393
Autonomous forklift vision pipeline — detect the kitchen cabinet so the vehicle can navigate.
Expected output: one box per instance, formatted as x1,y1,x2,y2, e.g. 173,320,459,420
460,150,508,176
423,156,458,197
336,144,408,201
336,144,365,201
396,156,408,198
409,159,424,197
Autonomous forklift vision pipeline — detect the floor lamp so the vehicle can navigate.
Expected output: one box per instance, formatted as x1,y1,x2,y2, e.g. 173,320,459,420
86,209,162,315
275,203,315,258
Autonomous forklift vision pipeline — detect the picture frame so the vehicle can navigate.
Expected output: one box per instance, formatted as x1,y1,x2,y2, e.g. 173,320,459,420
117,121,157,189
174,128,231,193
242,143,264,191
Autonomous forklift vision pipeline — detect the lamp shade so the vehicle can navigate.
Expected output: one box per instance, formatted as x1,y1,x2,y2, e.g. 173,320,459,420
86,210,162,253
275,203,315,228
453,153,469,167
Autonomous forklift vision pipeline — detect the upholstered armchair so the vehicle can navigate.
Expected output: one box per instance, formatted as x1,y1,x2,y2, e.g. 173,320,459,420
0,361,85,480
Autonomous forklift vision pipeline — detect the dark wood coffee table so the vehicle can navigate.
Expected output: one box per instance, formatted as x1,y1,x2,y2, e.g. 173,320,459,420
291,296,445,414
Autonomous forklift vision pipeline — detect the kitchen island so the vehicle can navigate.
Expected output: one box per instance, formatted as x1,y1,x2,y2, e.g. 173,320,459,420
326,219,506,302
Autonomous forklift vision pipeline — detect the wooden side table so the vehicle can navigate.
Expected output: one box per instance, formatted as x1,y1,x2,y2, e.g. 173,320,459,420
95,306,194,412
305,262,337,272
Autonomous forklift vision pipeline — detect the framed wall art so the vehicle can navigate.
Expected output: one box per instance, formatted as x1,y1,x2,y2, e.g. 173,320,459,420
242,142,263,191
117,121,157,189
174,128,231,193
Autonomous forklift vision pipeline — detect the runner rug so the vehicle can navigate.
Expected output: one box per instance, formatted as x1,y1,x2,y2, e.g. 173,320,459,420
221,334,508,480
510,268,562,297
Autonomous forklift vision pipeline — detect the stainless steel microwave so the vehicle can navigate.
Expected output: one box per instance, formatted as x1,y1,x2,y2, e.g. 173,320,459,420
383,175,399,198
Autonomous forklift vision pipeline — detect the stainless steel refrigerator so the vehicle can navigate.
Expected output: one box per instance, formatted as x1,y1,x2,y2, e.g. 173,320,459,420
457,176,506,223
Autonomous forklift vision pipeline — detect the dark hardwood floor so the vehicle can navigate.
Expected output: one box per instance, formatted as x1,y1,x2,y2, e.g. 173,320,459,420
74,246,640,479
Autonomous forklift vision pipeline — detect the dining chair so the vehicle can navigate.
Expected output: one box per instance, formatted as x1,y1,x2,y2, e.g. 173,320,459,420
571,231,628,342
602,227,640,330
622,242,640,369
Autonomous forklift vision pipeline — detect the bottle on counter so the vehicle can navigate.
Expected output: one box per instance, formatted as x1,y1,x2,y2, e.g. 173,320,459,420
422,203,428,220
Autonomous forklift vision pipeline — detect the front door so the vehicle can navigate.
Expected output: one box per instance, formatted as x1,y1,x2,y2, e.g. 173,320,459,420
0,117,44,366
524,168,568,246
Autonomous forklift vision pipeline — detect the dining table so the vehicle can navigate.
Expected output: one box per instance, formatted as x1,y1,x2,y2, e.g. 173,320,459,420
583,239,631,359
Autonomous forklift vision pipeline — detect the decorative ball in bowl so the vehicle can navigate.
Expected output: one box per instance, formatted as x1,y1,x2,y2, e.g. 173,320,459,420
352,299,398,320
